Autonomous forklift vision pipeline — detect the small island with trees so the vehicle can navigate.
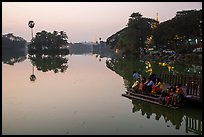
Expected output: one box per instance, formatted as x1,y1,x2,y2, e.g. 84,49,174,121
28,30,69,55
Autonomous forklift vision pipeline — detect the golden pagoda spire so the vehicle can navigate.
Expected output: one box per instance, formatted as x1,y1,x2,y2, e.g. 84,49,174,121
156,12,159,23
152,12,159,29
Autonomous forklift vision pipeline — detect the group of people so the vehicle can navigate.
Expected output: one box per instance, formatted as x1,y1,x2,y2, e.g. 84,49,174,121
132,72,162,94
131,71,184,106
159,84,184,106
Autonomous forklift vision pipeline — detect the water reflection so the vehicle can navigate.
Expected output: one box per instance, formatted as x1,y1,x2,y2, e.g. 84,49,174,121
131,98,202,135
106,56,202,90
2,49,202,135
28,54,69,73
2,54,26,65
106,55,202,135
2,46,26,65
2,33,27,65
30,64,36,82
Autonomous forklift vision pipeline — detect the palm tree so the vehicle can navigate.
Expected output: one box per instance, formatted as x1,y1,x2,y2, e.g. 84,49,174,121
28,20,36,81
28,21,35,41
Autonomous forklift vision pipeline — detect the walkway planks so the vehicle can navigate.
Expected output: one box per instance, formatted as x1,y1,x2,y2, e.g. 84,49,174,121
122,91,179,109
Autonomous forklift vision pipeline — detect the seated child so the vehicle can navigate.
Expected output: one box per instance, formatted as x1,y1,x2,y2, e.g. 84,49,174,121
165,86,175,106
152,78,162,94
175,84,184,104
138,81,144,93
159,89,168,105
132,80,139,92
144,77,154,94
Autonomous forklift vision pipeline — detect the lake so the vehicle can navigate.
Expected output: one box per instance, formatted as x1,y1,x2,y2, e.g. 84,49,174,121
2,53,202,135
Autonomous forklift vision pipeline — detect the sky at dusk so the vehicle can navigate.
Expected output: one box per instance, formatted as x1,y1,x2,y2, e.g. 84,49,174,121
2,2,202,43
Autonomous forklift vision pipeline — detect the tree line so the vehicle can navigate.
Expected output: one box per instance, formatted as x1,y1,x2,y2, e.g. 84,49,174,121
2,33,27,50
2,33,27,65
106,9,202,56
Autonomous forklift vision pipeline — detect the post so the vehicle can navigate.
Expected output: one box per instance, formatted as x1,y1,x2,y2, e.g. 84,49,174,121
199,83,202,102
31,28,33,40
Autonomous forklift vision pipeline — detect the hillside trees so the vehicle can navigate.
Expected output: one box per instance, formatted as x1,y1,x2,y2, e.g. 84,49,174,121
106,12,158,56
153,9,202,53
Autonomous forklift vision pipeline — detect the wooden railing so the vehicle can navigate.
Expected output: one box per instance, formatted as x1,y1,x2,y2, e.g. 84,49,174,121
185,116,202,135
159,72,202,102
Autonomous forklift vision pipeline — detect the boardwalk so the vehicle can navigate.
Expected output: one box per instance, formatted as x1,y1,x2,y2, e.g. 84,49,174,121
122,91,180,109
159,72,202,103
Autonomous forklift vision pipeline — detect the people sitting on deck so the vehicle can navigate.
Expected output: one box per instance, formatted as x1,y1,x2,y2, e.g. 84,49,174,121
174,84,184,104
143,77,154,94
149,73,159,83
142,76,146,83
159,89,168,105
133,76,146,93
132,71,142,92
132,80,139,92
133,71,141,82
165,86,176,106
138,77,146,93
151,78,163,94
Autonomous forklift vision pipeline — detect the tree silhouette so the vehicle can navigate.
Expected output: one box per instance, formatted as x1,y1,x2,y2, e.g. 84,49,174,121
28,30,69,54
2,33,27,65
28,21,35,41
107,12,157,56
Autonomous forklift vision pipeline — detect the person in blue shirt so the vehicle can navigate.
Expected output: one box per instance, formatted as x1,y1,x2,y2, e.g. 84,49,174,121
143,77,154,94
149,73,159,83
133,71,141,82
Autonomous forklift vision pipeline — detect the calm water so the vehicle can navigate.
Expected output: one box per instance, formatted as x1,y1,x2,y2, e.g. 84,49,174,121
2,54,202,135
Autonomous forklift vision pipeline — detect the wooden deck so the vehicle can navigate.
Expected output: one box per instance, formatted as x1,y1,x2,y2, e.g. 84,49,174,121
122,91,180,109
159,72,202,103
122,72,202,108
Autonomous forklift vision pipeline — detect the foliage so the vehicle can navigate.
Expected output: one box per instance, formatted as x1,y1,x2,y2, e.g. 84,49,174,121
153,9,202,53
107,9,202,55
2,33,27,65
106,57,147,89
2,33,27,49
28,54,69,73
106,12,157,56
28,30,69,54
27,30,69,73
